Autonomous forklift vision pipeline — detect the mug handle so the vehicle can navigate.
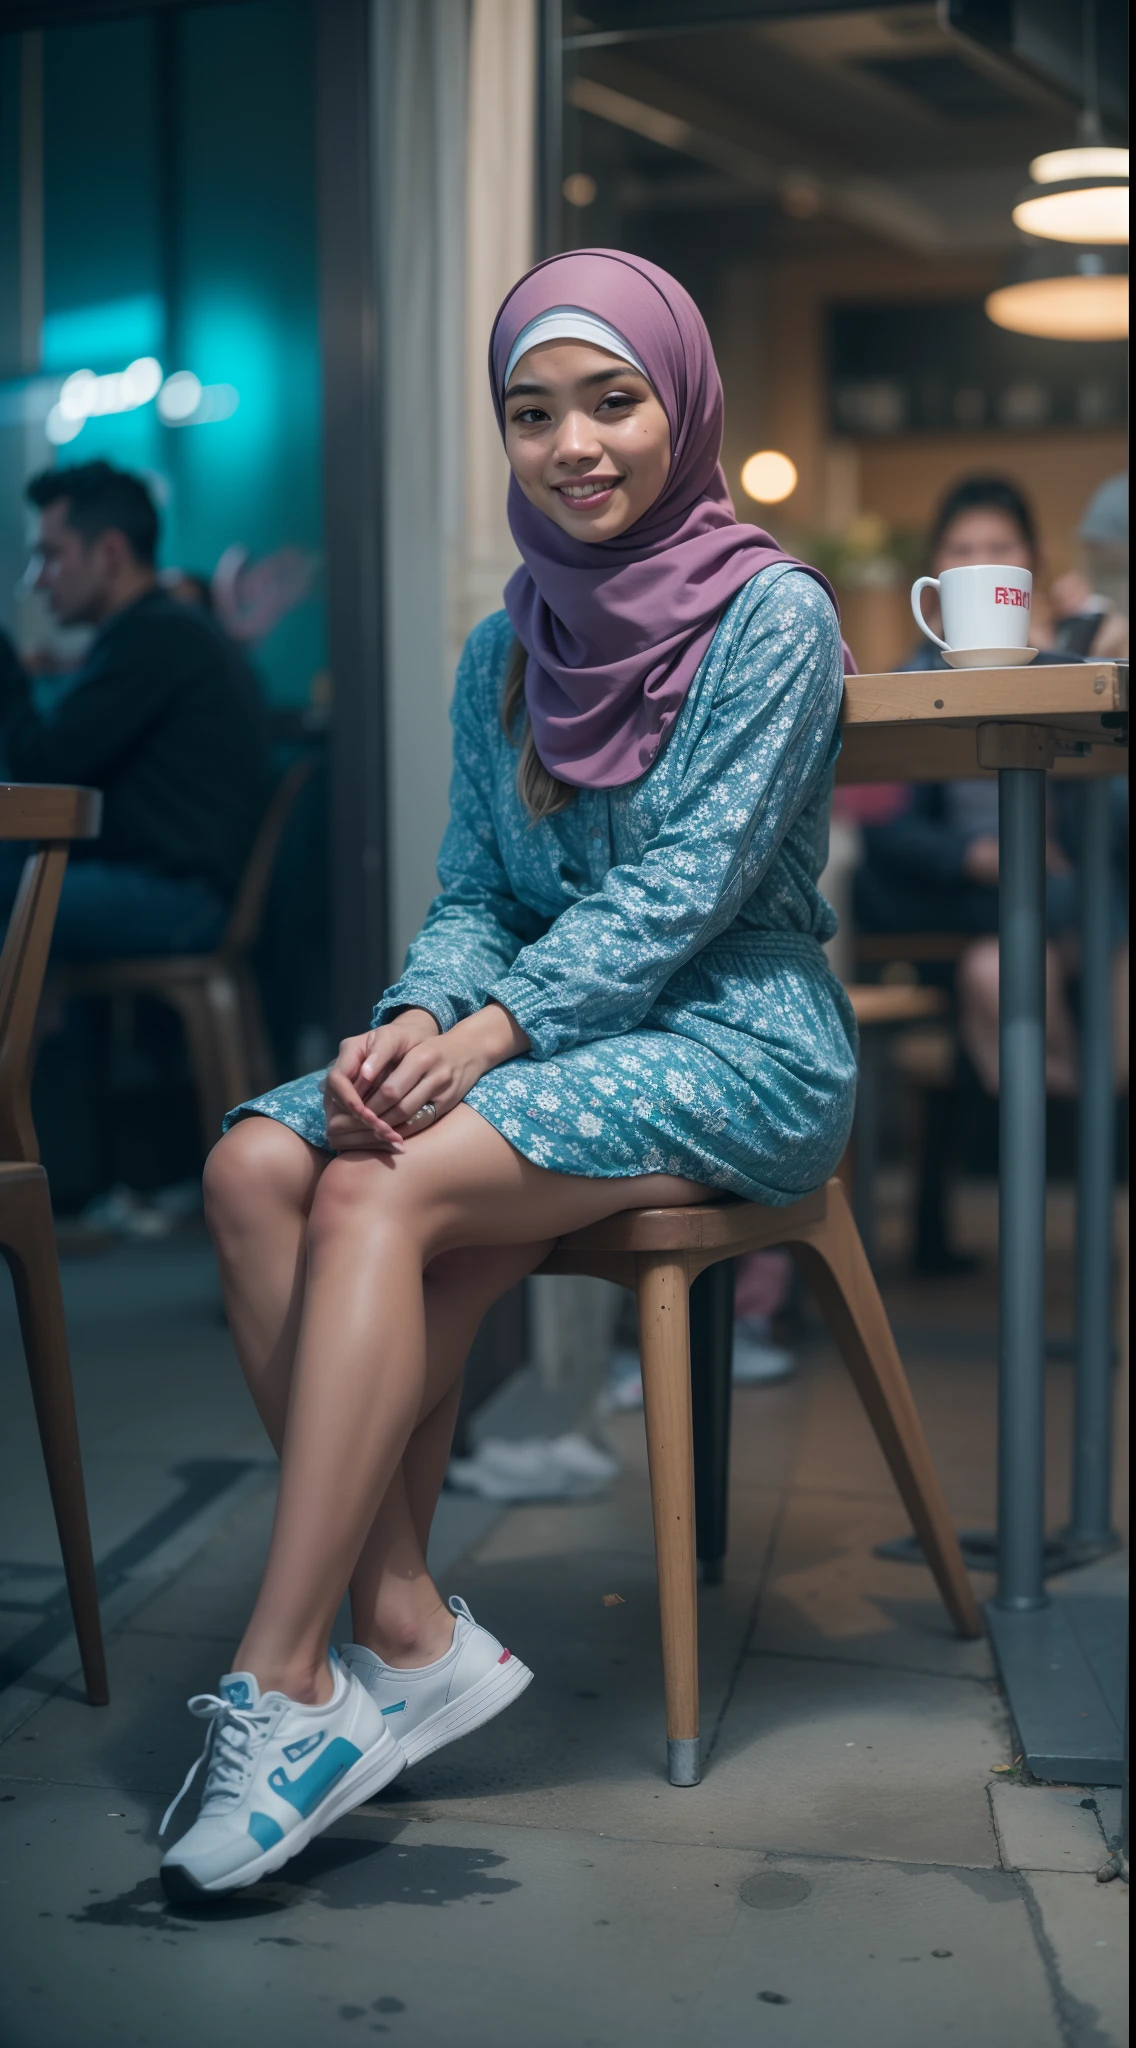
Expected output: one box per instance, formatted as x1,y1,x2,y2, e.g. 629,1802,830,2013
911,576,948,649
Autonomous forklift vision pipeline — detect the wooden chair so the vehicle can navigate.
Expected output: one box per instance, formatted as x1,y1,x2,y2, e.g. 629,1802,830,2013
843,981,949,1264
538,1175,981,1785
60,757,316,1150
0,782,108,1705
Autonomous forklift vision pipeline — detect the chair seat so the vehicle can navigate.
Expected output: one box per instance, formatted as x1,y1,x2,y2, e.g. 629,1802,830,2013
0,1160,44,1190
62,952,230,994
538,1186,825,1265
846,984,947,1027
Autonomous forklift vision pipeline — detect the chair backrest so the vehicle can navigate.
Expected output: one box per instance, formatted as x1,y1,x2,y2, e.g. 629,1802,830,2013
219,755,318,959
0,784,102,1164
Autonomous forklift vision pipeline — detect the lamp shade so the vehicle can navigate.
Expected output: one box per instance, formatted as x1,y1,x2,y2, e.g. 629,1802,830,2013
986,242,1128,341
1011,146,1129,247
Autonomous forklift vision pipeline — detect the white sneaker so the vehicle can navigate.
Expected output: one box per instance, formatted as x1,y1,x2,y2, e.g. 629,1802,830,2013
340,1596,533,1768
158,1656,404,1900
447,1432,618,1501
733,1315,796,1385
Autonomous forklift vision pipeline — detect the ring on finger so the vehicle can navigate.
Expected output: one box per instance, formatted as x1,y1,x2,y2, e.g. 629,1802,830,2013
405,1100,438,1130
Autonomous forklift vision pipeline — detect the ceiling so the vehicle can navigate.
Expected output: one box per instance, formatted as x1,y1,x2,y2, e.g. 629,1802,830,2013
564,3,1124,257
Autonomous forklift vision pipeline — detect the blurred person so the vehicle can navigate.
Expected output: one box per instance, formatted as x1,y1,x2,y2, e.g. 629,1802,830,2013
161,567,215,612
0,462,270,960
854,475,1092,1097
159,251,857,1898
1050,472,1129,661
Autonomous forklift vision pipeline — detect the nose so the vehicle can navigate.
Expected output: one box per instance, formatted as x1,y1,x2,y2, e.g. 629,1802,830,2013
551,406,604,468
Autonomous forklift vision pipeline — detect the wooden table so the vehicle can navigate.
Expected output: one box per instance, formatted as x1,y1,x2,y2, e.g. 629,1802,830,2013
836,661,1128,1782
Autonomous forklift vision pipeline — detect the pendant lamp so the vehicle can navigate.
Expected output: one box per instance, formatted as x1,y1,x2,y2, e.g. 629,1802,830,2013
985,243,1128,341
1012,147,1128,246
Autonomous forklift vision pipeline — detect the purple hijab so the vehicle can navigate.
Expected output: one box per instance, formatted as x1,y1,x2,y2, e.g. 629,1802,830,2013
490,249,843,789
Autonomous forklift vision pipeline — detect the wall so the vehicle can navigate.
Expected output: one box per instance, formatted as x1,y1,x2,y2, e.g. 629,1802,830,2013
1,3,325,706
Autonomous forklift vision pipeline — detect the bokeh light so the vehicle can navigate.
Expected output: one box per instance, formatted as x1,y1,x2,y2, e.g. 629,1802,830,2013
741,450,798,504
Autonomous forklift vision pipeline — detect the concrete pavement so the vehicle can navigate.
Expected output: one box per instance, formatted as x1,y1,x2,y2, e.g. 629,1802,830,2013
0,1212,1127,2047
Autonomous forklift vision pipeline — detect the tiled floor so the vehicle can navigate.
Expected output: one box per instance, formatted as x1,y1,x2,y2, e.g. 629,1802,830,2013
0,1196,1127,2047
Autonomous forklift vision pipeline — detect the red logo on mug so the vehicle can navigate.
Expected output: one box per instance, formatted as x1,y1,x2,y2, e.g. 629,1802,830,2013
995,586,1030,607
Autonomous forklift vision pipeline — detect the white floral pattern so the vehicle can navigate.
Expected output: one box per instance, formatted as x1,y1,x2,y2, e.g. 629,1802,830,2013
227,566,858,1203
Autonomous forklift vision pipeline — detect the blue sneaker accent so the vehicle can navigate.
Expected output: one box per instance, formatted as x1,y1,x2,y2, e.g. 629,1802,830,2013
380,1701,407,1717
248,1812,284,1851
267,1736,362,1816
283,1732,326,1763
222,1679,252,1707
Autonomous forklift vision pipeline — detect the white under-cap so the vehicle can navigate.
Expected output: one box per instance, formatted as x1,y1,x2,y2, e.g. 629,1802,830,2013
504,307,649,390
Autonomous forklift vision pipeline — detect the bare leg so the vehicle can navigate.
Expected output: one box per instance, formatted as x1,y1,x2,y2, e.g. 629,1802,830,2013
204,1121,549,1667
957,937,1078,1096
230,1104,709,1700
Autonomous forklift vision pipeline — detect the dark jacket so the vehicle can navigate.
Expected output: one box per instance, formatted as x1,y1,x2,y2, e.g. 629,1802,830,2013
0,591,271,901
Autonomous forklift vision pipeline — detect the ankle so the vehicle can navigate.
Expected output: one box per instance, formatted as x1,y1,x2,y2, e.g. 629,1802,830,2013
357,1602,455,1671
233,1647,334,1706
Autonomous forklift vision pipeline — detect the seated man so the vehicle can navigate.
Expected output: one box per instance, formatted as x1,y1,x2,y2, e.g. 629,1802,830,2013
0,461,270,960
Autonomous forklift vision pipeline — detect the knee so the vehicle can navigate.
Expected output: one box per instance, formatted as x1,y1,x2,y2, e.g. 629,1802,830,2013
306,1151,417,1258
957,940,999,1011
203,1118,306,1245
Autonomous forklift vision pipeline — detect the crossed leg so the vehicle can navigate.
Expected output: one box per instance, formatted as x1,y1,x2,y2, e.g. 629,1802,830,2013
204,1105,710,1702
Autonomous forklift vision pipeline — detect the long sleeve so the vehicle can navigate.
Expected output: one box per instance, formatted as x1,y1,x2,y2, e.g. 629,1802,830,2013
374,620,548,1032
486,569,843,1060
1,615,178,785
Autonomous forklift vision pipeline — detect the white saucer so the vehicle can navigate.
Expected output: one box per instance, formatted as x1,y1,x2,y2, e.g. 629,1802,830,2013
941,646,1039,669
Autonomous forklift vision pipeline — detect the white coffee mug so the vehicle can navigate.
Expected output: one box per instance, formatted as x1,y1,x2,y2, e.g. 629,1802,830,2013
911,563,1033,652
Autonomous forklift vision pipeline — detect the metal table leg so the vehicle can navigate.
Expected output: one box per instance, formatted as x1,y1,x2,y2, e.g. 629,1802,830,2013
690,1259,734,1585
1069,778,1118,1554
995,765,1048,1612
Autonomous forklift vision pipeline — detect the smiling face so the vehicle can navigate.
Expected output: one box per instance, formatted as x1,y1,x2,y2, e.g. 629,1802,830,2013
503,341,671,543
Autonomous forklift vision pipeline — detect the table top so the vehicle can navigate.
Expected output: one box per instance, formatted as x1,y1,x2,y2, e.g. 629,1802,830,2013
838,661,1127,783
0,783,103,842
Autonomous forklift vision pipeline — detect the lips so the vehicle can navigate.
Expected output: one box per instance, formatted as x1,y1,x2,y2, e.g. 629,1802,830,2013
554,478,620,508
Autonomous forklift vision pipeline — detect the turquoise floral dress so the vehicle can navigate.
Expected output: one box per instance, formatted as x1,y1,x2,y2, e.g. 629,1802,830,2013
227,564,858,1204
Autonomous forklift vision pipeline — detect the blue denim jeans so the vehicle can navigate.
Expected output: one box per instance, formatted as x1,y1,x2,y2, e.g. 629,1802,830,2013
0,851,227,962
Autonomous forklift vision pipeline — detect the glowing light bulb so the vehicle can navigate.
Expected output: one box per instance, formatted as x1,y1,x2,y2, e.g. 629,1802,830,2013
741,451,798,504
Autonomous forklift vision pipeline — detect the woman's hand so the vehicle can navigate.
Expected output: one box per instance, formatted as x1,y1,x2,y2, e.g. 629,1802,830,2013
361,1002,530,1133
324,1009,441,1151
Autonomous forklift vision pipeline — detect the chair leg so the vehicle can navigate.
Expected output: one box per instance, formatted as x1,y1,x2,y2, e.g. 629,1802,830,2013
203,970,253,1120
164,982,232,1154
786,1178,983,1639
0,1173,109,1704
636,1251,700,1785
690,1258,734,1583
234,962,276,1096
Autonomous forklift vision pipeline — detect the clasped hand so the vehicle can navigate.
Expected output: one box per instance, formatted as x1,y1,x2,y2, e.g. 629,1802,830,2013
324,1004,529,1151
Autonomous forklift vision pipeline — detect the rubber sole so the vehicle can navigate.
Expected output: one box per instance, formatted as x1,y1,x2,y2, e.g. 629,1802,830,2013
159,1727,405,1901
400,1652,534,1768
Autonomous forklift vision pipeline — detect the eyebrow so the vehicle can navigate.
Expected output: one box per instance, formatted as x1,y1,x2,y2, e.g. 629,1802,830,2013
505,363,648,399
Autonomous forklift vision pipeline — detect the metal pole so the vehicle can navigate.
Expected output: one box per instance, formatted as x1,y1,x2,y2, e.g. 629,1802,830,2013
996,766,1048,1611
1070,778,1116,1546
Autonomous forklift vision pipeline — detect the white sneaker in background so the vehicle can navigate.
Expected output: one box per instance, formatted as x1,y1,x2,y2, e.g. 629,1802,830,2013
604,1320,796,1405
447,1432,618,1501
158,1656,403,1900
340,1595,533,1768
732,1315,796,1385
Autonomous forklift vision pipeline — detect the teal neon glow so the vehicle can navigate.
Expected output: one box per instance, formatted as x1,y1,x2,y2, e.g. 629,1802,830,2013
41,294,164,373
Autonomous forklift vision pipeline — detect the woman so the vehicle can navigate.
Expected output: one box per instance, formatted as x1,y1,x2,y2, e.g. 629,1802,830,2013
158,251,856,1899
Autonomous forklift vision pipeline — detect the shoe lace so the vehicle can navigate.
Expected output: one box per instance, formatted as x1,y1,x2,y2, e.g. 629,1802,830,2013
159,1693,275,1837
